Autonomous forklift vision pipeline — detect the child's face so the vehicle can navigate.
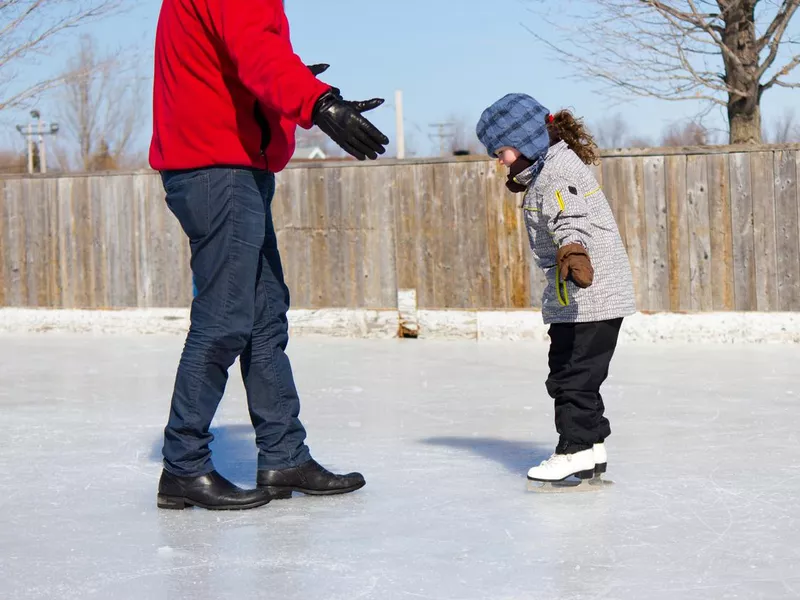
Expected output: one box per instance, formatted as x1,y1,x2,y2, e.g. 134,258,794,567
495,146,521,168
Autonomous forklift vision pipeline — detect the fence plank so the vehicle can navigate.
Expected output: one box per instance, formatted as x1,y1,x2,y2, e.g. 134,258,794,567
147,172,170,306
4,180,26,305
325,166,345,307
57,178,75,308
432,162,454,308
307,168,330,307
21,179,42,306
364,165,397,308
451,163,471,308
750,152,778,311
485,162,506,308
686,155,713,311
392,164,417,300
618,157,648,308
605,158,627,246
644,156,669,311
729,153,756,310
708,154,735,310
339,166,360,307
279,168,312,309
0,181,6,306
509,185,531,309
415,163,437,308
132,174,150,307
775,150,800,310
88,177,109,307
666,155,690,311
70,178,93,308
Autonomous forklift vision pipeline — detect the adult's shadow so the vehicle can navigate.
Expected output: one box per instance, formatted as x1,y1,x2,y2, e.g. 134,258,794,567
149,424,258,483
421,437,552,475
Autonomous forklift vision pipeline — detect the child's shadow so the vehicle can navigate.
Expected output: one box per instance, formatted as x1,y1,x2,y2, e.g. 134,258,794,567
421,437,552,475
149,424,258,483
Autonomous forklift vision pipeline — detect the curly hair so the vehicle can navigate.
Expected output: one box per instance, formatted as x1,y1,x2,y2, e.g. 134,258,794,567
547,109,599,166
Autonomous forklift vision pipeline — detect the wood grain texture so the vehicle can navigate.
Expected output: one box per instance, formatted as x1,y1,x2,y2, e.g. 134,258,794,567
729,153,756,310
665,154,690,311
750,152,777,311
0,150,795,312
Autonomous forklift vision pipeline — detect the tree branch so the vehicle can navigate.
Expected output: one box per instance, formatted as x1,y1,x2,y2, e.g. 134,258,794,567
756,0,800,51
756,0,800,80
0,0,124,111
644,0,742,68
761,53,800,90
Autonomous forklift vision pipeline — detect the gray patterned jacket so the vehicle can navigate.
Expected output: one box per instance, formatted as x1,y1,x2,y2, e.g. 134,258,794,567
515,141,636,324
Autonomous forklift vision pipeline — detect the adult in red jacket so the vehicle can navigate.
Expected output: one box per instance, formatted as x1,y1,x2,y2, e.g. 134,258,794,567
151,0,388,511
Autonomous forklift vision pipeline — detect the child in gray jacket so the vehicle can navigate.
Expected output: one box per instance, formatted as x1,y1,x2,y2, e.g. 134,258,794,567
477,93,636,484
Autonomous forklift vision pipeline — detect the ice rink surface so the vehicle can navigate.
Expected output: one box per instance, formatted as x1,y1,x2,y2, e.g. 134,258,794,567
1,334,799,600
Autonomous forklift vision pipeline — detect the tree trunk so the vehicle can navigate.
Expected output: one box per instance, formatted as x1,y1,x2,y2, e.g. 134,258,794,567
721,0,762,144
728,103,762,145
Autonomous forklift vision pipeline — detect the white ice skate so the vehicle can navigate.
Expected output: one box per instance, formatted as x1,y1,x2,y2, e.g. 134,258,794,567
593,442,607,476
527,448,613,493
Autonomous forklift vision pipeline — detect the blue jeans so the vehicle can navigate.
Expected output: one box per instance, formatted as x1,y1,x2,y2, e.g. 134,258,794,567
161,167,311,477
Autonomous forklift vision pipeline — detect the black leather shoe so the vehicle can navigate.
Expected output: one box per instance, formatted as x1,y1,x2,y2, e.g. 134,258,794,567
256,459,365,499
157,469,272,511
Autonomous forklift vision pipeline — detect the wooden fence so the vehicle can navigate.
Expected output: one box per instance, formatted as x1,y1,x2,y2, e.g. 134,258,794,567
1,144,799,311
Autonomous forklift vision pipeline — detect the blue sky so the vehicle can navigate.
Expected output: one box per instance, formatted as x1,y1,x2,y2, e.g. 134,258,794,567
3,0,799,157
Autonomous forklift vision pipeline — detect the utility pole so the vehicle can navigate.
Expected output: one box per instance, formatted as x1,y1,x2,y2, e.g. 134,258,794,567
16,110,59,174
428,121,454,157
395,89,405,160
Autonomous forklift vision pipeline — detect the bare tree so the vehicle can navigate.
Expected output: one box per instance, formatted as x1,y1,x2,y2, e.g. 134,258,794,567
628,135,656,148
523,0,800,145
402,130,419,158
764,107,800,141
0,150,26,173
592,114,654,148
593,113,631,148
448,115,482,155
52,35,146,171
661,120,712,145
0,0,123,112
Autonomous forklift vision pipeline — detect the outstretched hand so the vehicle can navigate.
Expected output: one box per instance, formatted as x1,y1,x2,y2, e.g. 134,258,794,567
312,88,389,161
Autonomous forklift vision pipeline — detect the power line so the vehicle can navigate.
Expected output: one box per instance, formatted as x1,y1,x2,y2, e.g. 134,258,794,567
428,122,455,157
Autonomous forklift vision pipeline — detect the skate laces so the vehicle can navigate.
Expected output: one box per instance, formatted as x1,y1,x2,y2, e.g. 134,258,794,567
540,453,568,466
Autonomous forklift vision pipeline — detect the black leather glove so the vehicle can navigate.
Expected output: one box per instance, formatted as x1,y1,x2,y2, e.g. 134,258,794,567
312,88,389,160
307,63,329,77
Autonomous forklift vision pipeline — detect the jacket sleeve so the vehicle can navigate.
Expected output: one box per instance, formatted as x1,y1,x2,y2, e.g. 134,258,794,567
541,179,593,251
218,0,330,128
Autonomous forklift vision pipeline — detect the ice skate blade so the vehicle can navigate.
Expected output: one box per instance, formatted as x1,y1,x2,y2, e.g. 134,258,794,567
527,476,614,494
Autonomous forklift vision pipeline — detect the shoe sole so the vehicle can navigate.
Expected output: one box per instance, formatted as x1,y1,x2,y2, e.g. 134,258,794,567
527,468,595,483
259,481,366,500
157,494,272,511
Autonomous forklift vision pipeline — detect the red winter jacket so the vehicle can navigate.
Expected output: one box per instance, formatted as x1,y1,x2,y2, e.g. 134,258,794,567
149,0,330,173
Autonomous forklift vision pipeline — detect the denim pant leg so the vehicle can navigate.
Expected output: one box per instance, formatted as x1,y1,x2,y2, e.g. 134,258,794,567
238,172,311,471
160,168,266,477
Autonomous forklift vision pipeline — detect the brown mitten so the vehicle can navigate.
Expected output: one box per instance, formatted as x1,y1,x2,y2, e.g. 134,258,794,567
557,243,594,288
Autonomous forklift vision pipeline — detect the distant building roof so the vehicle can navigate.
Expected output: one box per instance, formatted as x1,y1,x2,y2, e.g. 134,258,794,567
292,146,327,160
